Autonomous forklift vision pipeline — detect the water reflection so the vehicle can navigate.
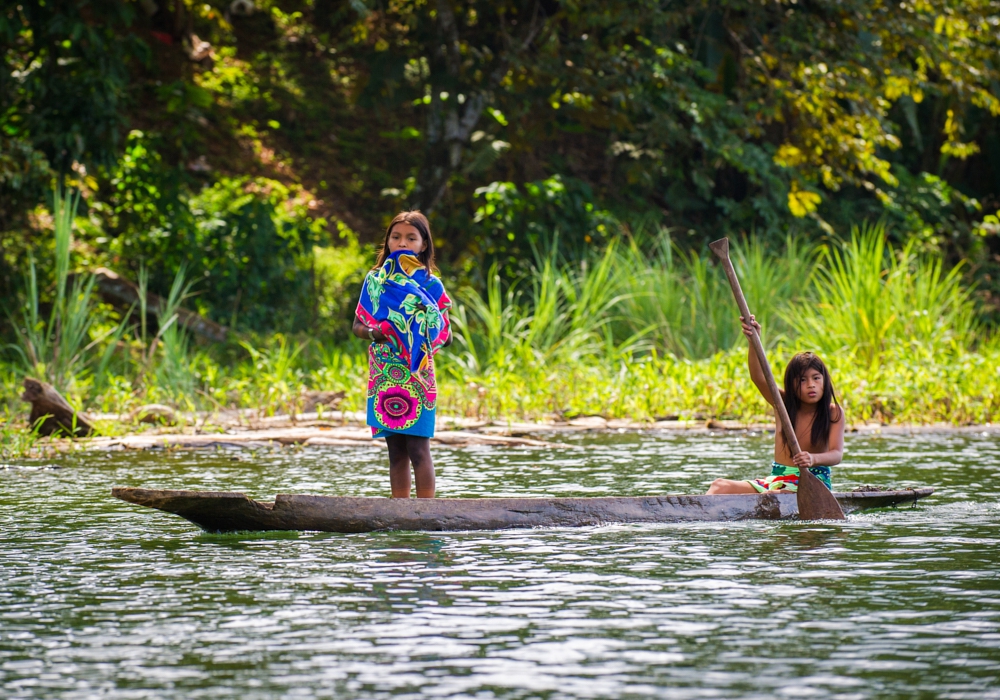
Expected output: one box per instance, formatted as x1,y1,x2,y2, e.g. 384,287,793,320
1,431,999,698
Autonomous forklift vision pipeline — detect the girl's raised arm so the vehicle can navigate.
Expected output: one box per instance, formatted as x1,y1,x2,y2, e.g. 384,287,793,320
740,315,775,405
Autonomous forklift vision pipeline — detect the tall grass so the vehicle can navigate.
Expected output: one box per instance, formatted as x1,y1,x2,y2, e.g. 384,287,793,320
788,222,978,367
450,241,636,376
239,334,308,416
151,267,196,402
438,223,985,423
133,266,196,404
3,203,991,427
6,187,131,392
1,408,45,460
615,232,815,358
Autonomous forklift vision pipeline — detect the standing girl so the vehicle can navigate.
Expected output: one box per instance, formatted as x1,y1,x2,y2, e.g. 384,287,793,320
353,211,452,498
707,315,844,494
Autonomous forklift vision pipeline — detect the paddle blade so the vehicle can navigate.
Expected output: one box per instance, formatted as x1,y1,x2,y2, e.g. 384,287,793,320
797,468,846,520
708,237,730,259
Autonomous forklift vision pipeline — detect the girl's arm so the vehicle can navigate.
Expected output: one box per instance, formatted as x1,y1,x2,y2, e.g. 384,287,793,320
440,310,452,348
353,318,386,342
792,407,846,467
740,315,775,404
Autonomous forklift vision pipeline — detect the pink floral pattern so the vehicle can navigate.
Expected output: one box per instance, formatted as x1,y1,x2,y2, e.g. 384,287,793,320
375,385,421,431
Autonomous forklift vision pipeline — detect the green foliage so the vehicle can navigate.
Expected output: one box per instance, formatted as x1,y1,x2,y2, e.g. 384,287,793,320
0,409,45,461
5,0,1000,238
0,0,146,184
5,187,130,392
185,176,323,330
314,221,370,334
135,266,196,404
97,131,326,331
4,0,1000,350
451,241,633,378
1,219,994,427
789,222,979,367
470,175,620,277
615,233,815,359
238,334,308,416
437,340,1000,426
342,0,1000,253
100,130,195,257
0,136,52,229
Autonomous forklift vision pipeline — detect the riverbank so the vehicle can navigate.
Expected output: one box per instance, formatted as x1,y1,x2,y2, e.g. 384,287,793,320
5,407,1000,460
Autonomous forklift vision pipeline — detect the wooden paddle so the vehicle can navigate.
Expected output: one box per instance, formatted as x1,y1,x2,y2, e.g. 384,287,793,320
708,237,845,520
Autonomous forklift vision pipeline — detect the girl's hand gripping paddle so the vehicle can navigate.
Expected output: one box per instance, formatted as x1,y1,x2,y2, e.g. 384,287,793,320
709,237,846,521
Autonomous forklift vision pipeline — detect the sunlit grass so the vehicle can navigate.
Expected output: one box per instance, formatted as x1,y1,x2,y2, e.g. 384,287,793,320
615,232,815,357
6,187,132,393
787,222,979,368
1,220,994,428
3,335,998,427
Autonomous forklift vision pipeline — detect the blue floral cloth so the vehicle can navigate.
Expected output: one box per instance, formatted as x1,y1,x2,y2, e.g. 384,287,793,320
356,250,452,438
356,250,446,372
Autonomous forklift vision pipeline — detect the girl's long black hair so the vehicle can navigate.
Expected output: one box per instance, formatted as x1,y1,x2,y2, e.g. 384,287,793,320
373,210,438,272
782,352,841,450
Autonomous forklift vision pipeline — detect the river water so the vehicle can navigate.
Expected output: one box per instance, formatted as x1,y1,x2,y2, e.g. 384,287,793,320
1,431,998,698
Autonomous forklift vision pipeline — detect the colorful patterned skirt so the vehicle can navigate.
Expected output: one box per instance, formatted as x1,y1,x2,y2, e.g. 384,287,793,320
749,462,833,493
366,341,438,438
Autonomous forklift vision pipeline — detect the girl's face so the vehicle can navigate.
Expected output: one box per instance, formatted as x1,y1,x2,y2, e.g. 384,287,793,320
387,223,425,254
796,369,825,404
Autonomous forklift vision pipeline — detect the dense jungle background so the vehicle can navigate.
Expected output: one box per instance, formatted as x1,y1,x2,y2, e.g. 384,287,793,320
3,0,1000,444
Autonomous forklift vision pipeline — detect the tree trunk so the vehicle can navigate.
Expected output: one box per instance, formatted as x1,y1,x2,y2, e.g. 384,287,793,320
416,0,547,212
21,377,95,437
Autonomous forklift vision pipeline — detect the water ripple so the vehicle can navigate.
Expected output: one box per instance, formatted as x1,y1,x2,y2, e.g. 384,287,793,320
1,432,999,698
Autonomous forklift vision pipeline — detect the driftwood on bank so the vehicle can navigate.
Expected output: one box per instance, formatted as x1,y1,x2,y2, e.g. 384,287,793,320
93,267,229,342
87,426,570,451
127,404,179,426
21,378,94,437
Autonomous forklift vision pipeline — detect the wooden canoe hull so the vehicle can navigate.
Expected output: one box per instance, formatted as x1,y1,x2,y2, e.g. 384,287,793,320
111,487,934,533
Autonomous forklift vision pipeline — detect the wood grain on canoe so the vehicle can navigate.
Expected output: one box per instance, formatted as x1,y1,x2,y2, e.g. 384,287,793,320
112,487,934,534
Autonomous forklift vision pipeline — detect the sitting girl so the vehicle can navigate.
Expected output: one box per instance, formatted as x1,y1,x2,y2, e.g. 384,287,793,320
353,211,451,499
707,315,844,494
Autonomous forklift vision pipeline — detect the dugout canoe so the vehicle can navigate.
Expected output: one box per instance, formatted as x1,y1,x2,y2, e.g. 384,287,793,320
111,486,934,533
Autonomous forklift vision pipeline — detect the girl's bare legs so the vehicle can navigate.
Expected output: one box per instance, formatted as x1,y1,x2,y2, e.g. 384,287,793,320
706,478,758,495
385,433,412,498
384,434,435,498
406,436,435,498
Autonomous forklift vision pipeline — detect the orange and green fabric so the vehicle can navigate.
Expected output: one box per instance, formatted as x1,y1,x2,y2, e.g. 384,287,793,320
749,462,833,493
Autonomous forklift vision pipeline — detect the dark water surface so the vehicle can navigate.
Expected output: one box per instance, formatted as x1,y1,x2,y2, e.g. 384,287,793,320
2,431,999,699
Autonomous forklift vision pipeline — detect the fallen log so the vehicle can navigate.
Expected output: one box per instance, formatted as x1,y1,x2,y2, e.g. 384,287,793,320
21,378,94,437
93,267,229,343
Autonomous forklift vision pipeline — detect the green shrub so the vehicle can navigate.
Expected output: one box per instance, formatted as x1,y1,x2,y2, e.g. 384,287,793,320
788,222,978,366
99,131,326,332
6,187,130,393
314,221,371,336
469,175,620,280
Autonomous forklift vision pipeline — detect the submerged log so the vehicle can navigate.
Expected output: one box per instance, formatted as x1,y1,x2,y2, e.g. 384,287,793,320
21,378,94,437
93,267,229,342
112,487,935,533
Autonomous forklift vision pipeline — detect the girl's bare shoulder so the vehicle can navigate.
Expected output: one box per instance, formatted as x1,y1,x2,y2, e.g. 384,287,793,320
830,403,844,424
